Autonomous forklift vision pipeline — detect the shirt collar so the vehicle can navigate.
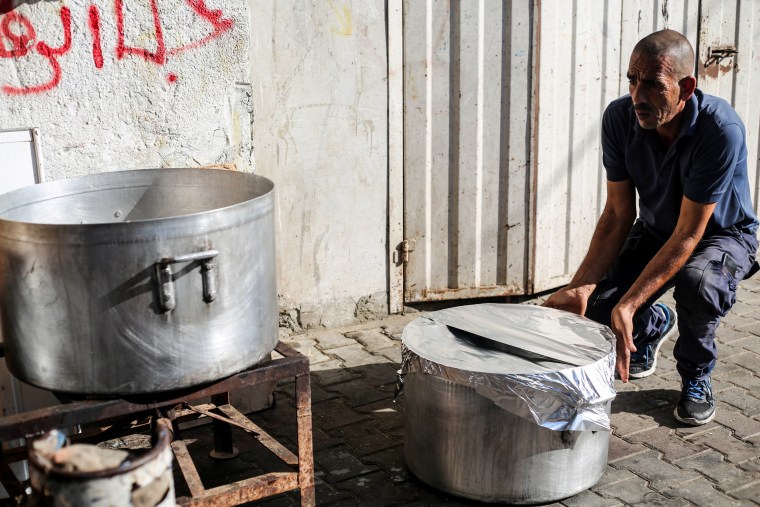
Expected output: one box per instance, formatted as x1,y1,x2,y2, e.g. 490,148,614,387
679,91,699,138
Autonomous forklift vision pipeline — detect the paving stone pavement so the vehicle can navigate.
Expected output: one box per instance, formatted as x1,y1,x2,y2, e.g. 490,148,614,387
181,280,760,506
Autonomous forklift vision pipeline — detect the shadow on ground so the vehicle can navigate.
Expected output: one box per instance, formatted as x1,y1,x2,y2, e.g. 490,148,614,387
611,389,682,429
172,363,508,507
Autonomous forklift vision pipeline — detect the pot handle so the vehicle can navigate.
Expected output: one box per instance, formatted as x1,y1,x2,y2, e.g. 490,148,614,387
155,249,220,312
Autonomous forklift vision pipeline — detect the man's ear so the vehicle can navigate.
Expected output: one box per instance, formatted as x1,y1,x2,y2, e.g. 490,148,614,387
679,75,697,101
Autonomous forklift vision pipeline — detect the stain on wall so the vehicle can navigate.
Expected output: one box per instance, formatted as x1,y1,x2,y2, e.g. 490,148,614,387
249,0,390,330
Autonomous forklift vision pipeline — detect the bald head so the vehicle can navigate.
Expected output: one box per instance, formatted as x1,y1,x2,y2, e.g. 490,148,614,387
632,29,694,81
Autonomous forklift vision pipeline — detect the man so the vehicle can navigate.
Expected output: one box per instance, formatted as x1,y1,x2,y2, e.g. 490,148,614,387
543,29,759,426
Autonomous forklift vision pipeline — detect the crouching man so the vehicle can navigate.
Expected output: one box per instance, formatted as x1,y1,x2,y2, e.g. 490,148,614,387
543,29,759,426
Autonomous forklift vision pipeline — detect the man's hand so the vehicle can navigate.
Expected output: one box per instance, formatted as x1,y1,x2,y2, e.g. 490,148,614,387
608,196,715,382
611,303,637,382
542,285,595,316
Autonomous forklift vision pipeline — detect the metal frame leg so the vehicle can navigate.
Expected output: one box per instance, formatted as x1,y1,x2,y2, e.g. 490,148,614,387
295,372,315,507
209,393,239,460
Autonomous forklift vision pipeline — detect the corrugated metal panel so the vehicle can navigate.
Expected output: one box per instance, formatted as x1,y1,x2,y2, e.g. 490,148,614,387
532,0,617,291
697,0,760,214
619,1,700,97
389,0,405,313
532,0,699,293
402,0,532,302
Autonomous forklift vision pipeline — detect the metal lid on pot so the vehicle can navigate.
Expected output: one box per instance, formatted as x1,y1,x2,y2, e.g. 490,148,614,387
401,303,615,375
400,303,617,431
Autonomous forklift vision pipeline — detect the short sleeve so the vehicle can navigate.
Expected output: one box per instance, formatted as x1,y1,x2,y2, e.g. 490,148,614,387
601,101,631,182
684,122,743,203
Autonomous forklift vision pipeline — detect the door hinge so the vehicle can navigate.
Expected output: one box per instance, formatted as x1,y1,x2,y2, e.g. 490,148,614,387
393,239,416,264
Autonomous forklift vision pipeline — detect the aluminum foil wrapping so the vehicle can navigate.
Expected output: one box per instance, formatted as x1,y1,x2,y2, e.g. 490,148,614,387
400,303,616,432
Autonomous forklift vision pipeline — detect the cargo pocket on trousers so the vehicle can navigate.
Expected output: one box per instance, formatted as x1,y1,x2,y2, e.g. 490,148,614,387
699,260,738,317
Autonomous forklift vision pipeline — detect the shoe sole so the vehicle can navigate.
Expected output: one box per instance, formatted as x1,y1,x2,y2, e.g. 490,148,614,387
673,406,716,426
629,306,678,379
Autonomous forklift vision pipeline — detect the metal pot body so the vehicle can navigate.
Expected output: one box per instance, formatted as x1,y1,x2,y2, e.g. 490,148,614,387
0,169,277,395
404,373,609,504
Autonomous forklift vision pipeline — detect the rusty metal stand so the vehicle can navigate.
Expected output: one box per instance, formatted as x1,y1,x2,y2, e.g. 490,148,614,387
0,341,315,507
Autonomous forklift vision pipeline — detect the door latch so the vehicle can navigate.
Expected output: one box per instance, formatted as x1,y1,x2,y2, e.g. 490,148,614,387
394,239,416,264
401,239,416,263
705,45,737,67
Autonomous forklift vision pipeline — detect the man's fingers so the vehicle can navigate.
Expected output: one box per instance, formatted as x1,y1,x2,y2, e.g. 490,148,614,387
615,332,634,383
541,288,588,315
616,362,628,382
618,332,636,353
616,350,630,383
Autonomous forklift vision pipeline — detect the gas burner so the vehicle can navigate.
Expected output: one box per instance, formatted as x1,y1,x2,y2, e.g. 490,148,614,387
0,342,314,506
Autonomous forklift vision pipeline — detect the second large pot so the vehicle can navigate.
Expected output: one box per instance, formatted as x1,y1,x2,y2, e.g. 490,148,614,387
404,373,610,504
401,304,616,503
0,168,277,395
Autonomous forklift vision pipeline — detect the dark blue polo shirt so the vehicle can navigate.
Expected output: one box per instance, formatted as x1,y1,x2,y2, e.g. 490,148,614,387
602,89,758,242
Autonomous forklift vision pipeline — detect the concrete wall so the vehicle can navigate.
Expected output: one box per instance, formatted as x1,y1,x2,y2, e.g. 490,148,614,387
0,0,252,178
0,0,392,333
248,1,389,331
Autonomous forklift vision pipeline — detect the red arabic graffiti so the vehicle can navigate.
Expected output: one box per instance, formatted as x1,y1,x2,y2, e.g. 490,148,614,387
0,6,71,95
115,0,165,64
88,5,104,69
0,0,234,96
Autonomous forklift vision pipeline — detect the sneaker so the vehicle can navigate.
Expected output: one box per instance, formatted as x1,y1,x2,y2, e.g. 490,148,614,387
629,303,677,379
674,377,716,425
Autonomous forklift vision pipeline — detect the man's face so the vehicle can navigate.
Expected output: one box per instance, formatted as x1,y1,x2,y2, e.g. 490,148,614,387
627,51,684,130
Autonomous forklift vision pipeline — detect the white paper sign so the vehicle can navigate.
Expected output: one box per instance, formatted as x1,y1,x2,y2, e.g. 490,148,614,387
0,128,40,196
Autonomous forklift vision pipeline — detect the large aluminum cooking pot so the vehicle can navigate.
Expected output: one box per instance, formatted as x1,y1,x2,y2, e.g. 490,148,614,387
0,168,277,395
404,374,611,504
401,304,616,504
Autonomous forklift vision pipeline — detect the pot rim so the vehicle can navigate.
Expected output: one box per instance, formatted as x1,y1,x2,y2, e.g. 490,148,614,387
0,167,274,229
0,168,275,244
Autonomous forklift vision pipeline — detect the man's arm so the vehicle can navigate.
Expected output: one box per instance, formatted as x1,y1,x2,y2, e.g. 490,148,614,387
543,179,637,314
613,196,716,382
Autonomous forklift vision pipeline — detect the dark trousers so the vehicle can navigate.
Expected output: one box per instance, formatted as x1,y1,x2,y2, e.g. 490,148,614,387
585,220,759,381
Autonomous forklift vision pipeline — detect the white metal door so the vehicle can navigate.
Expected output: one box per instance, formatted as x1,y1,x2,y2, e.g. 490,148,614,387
401,0,532,302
